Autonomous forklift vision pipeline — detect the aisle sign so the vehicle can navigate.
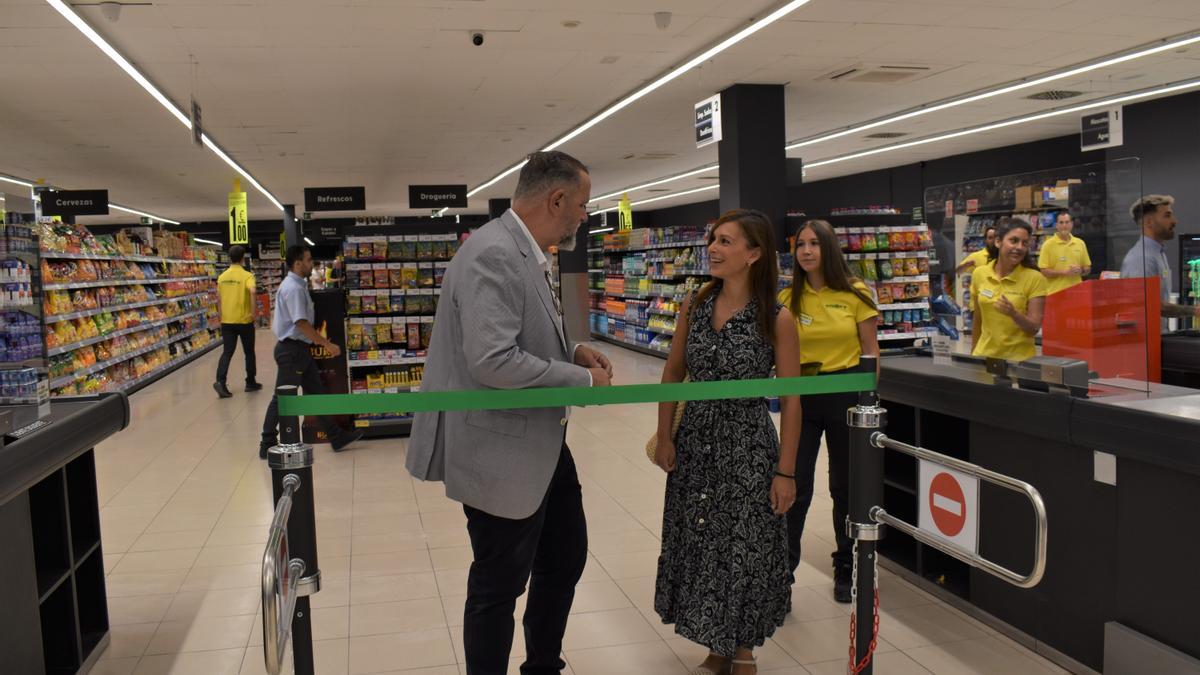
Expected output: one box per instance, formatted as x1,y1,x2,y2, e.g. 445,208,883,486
409,185,467,209
41,189,109,217
228,184,248,245
1081,107,1123,151
695,94,722,148
618,194,633,231
918,459,979,553
305,186,365,212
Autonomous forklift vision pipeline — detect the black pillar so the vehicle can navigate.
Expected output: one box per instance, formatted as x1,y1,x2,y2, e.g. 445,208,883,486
488,198,511,220
283,204,299,249
718,83,787,249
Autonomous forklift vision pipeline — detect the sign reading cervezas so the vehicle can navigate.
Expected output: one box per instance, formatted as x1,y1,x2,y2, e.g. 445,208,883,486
304,186,366,212
41,189,109,217
409,185,468,209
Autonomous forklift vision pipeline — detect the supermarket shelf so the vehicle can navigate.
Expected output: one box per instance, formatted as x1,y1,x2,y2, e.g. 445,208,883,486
649,272,708,280
646,325,676,336
355,417,414,438
603,240,707,254
44,275,215,290
845,251,930,260
602,291,688,301
47,308,208,356
878,329,937,341
588,289,606,295
40,251,218,264
56,340,220,398
607,314,648,328
648,308,678,317
878,302,930,311
888,275,929,283
45,291,213,323
587,247,604,253
591,332,669,359
49,325,215,389
348,355,427,368
347,312,437,319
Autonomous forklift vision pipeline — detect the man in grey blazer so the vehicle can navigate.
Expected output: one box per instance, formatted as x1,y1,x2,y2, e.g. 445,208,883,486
406,151,613,675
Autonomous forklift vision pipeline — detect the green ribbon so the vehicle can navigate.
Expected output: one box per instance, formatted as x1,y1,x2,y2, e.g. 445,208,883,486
278,373,876,416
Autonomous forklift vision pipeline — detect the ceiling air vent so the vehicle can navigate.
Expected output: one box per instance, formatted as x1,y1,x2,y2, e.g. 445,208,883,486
820,63,932,84
1025,90,1083,101
864,132,908,139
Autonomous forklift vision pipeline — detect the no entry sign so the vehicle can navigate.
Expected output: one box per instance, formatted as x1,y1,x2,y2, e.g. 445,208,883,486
919,460,979,553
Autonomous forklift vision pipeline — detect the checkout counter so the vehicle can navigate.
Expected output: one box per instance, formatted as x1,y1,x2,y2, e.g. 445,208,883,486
875,353,1199,673
0,394,130,675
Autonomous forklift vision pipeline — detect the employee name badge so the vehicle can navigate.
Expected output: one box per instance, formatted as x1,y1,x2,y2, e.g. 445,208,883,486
798,313,814,327
980,288,995,299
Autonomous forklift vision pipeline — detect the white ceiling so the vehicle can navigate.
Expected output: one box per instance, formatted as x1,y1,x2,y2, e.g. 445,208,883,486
1,0,1199,224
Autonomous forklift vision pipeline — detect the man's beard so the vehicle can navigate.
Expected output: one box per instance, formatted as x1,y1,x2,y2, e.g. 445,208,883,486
556,233,578,251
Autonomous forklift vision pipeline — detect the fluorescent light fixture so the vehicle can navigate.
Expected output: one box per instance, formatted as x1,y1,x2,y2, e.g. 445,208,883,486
433,207,449,218
593,183,720,215
0,175,34,189
805,78,1200,170
467,160,527,198
109,203,180,225
786,31,1200,151
469,0,814,199
590,227,614,234
193,237,221,246
46,0,284,213
589,164,720,204
304,237,316,246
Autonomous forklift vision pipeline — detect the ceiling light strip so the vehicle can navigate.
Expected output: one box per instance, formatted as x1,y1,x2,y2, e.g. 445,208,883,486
468,0,814,199
0,175,35,189
805,78,1200,170
193,237,221,246
46,0,284,213
589,227,614,234
109,203,181,225
304,237,316,246
786,30,1200,151
592,183,720,215
589,164,721,204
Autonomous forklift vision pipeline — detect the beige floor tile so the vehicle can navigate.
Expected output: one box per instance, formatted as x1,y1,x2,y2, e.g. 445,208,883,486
145,512,221,534
586,528,661,555
805,650,931,675
772,616,897,665
165,588,260,621
352,533,430,555
206,526,270,547
571,580,634,614
89,657,140,675
428,545,474,571
133,648,245,675
561,607,660,651
194,543,265,567
350,597,446,637
350,572,441,605
434,568,469,593
352,550,433,577
101,622,159,659
106,570,189,598
312,577,352,609
592,550,660,580
180,564,262,592
785,586,850,624
879,603,989,650
111,548,201,575
318,536,355,558
348,630,457,674
565,641,687,675
666,637,801,671
146,614,256,654
315,605,352,640
107,594,174,626
905,636,1066,674
129,529,214,553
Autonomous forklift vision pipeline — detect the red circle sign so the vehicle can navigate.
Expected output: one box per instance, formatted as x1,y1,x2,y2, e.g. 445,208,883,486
929,472,967,537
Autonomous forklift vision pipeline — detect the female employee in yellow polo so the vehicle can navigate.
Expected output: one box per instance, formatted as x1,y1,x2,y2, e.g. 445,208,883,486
778,219,879,604
955,224,997,276
971,217,1048,361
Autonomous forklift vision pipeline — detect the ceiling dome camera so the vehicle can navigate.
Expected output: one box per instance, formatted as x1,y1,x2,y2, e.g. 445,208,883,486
471,32,484,46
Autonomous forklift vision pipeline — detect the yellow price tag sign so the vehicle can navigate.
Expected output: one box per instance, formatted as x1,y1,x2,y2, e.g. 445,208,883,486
618,194,633,231
228,186,248,244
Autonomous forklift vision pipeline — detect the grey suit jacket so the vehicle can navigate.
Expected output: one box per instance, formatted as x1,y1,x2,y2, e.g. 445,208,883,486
405,211,591,519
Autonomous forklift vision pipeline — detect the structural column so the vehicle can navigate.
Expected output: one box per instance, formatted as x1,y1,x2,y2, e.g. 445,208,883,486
488,198,511,220
283,204,300,249
718,83,788,248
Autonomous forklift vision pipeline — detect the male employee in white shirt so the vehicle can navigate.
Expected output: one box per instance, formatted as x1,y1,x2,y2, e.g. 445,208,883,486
259,244,362,458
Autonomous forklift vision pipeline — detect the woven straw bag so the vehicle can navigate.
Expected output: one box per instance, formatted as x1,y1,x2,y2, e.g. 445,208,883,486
646,376,689,463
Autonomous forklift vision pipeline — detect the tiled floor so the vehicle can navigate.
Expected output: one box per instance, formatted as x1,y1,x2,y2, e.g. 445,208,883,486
91,332,1068,675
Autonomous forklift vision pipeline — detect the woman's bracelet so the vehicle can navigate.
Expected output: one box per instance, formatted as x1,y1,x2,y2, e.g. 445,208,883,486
775,470,795,479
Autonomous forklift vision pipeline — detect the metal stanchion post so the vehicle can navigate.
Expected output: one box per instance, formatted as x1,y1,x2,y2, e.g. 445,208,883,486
846,356,886,674
269,385,319,675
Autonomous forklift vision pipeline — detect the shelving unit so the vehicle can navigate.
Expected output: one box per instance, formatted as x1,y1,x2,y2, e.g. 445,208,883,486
342,233,459,435
589,226,710,357
832,217,938,342
0,217,50,426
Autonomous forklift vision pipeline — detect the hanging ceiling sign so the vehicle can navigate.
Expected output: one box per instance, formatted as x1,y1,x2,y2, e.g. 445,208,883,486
228,184,248,245
1081,107,1123,151
305,186,366,212
409,185,468,209
41,189,109,217
695,94,723,148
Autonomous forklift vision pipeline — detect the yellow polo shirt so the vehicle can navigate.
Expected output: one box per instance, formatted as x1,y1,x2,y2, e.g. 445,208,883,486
1038,234,1091,295
217,264,256,324
970,262,1047,361
962,248,990,270
779,281,878,373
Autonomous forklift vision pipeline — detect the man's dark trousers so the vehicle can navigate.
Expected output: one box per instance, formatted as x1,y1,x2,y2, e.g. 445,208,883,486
261,339,344,446
216,322,256,385
462,443,588,675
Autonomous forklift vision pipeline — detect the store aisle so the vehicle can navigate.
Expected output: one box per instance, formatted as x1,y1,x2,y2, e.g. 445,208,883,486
90,334,1066,675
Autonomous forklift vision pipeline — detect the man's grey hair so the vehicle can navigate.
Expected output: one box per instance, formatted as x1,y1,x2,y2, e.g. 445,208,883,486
1130,194,1174,224
513,151,588,201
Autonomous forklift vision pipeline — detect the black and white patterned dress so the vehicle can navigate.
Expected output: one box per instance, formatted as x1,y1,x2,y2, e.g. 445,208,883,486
654,289,791,656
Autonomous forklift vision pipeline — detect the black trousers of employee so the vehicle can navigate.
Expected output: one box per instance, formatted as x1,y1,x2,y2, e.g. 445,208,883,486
261,339,344,447
215,322,256,385
786,389,856,572
462,443,587,675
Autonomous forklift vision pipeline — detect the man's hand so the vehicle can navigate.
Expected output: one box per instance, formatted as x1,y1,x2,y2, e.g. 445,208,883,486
575,345,613,379
588,367,611,387
323,341,342,358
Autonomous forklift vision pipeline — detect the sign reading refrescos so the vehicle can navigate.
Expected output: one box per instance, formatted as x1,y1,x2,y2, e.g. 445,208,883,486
695,94,723,149
228,181,248,245
41,189,109,217
1081,107,1123,151
408,185,467,209
305,186,366,212
919,460,979,553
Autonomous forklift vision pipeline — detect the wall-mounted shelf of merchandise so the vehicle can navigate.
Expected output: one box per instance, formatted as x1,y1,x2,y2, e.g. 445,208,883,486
342,234,459,430
588,226,710,356
835,223,937,341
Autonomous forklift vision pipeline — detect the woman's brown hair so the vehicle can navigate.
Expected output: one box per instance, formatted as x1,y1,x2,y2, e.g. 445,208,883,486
692,209,780,341
989,217,1038,270
788,219,876,318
